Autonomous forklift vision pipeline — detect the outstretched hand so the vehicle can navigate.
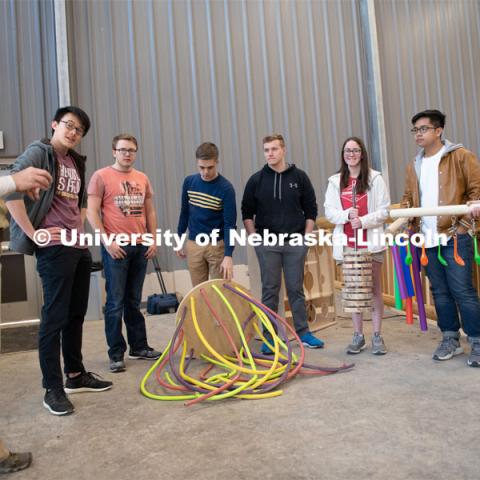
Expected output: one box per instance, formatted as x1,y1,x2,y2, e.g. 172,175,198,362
12,167,52,198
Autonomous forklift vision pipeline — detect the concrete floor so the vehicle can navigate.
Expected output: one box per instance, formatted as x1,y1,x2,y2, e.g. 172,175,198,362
1,311,479,480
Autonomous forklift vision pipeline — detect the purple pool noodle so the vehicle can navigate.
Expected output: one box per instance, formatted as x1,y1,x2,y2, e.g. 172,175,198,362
392,245,408,299
410,246,428,331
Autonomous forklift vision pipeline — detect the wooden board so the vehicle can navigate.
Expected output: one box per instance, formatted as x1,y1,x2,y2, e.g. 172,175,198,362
176,279,257,357
344,306,372,313
284,242,337,331
285,295,336,338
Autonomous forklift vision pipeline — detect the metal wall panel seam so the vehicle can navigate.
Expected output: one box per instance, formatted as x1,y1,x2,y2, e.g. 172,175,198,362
167,0,185,179
336,0,353,136
389,0,407,147
29,0,45,137
8,0,24,151
126,0,143,163
274,1,290,141
305,0,329,187
145,0,166,220
474,0,480,153
186,0,202,146
464,1,480,150
240,0,259,171
54,0,70,106
450,2,470,147
350,0,368,143
104,0,119,137
403,1,418,110
431,1,444,113
362,0,389,186
439,3,458,137
289,0,309,171
417,0,431,107
258,1,273,134
223,0,242,188
40,0,59,127
321,0,338,154
384,1,410,178
84,1,101,166
204,0,221,146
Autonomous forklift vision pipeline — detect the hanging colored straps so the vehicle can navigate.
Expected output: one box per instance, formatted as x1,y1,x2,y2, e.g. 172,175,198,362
404,238,413,265
471,218,480,265
437,244,448,266
420,243,428,266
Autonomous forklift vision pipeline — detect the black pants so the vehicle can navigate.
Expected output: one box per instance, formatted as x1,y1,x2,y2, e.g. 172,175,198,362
36,246,91,390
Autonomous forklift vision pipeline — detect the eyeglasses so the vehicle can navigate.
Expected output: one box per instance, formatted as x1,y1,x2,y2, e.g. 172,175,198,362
114,148,137,155
60,120,84,136
344,148,362,155
410,126,436,135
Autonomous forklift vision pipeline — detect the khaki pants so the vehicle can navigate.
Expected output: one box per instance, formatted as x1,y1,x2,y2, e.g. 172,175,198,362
0,439,9,462
186,240,224,287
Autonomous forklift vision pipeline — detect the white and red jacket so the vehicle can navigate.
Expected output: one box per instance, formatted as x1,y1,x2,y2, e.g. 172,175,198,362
324,169,390,261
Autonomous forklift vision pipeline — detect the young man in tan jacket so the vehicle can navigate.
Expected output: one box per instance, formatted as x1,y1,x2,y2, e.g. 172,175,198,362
402,109,480,367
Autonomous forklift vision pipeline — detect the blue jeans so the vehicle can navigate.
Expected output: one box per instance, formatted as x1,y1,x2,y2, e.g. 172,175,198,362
425,234,480,337
255,243,309,336
36,246,91,390
101,245,149,359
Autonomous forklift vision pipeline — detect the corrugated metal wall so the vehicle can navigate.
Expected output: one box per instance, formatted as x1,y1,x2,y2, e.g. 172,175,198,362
0,0,58,158
67,0,372,268
2,0,479,268
375,0,480,203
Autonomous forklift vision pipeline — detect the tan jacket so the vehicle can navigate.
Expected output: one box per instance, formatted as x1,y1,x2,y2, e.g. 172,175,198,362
402,141,480,234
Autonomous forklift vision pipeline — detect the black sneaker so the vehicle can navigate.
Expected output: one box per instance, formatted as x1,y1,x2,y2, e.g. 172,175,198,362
43,388,74,416
64,372,113,394
128,347,162,360
0,452,32,473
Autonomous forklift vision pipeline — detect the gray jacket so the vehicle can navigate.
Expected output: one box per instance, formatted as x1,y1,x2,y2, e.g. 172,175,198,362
5,139,87,255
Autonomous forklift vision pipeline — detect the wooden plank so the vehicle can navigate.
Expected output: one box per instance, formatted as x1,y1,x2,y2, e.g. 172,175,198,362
176,279,257,356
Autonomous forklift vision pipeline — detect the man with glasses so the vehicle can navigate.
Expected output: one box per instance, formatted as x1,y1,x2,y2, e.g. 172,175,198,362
242,134,324,353
87,134,161,373
6,106,113,416
402,109,480,367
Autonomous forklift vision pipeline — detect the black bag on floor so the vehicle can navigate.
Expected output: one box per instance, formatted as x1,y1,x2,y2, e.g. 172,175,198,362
147,257,179,314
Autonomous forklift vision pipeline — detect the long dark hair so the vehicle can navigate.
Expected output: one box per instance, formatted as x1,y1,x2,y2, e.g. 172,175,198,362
339,136,370,194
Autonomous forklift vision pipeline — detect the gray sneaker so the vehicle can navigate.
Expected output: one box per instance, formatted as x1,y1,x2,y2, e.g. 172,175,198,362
128,347,162,360
346,333,366,354
371,333,387,355
432,332,463,361
110,358,126,373
467,337,480,368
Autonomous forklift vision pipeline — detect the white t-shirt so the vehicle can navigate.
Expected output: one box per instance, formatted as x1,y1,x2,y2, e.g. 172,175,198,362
419,146,446,247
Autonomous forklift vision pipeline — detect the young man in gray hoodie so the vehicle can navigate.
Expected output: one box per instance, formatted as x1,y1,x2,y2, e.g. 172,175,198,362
402,109,480,367
6,106,113,416
242,134,324,353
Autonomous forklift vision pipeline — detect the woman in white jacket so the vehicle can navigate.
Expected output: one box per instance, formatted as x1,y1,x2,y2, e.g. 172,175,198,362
324,137,390,355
